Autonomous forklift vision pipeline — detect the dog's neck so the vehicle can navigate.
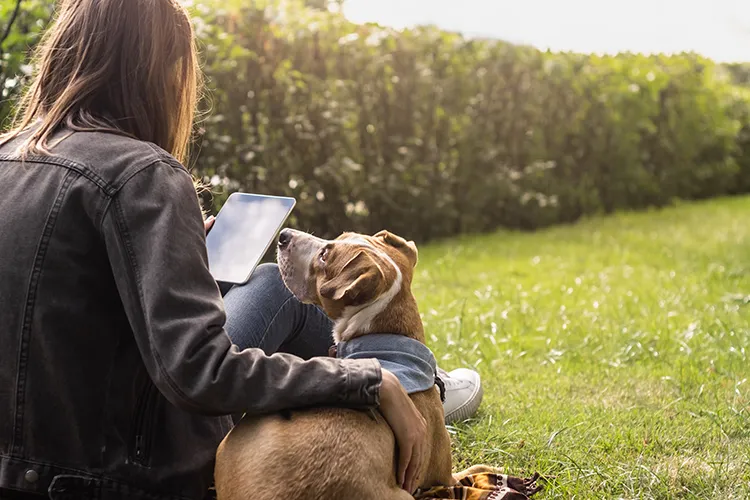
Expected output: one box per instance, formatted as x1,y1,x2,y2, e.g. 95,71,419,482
332,282,425,344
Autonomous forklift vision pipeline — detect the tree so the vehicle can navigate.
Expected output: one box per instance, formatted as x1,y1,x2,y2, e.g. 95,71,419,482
0,0,53,129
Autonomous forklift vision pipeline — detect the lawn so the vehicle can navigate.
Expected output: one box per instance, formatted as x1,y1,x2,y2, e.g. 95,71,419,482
414,196,750,499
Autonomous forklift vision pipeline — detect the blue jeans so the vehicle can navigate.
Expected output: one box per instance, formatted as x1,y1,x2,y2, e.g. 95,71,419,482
220,263,334,358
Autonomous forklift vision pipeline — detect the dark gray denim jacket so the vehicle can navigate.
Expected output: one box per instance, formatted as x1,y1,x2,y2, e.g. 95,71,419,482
0,128,381,499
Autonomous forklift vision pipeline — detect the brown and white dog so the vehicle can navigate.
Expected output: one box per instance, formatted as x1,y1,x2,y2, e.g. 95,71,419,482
214,229,477,500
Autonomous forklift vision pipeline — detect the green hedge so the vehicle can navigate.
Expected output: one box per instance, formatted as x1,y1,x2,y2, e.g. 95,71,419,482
3,0,750,242
194,1,750,240
0,0,52,127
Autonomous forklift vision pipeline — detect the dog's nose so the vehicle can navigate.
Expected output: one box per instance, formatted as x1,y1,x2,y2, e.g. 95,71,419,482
278,228,293,249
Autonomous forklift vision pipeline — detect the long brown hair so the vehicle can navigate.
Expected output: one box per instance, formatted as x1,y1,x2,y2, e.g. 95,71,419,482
0,0,200,164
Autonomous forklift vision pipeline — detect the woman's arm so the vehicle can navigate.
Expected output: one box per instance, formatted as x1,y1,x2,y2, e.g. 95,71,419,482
101,159,381,416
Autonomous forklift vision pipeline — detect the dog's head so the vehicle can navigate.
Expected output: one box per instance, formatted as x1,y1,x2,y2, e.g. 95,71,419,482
276,228,421,342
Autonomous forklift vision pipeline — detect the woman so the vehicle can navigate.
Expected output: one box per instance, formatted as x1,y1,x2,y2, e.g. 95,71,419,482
0,1,480,499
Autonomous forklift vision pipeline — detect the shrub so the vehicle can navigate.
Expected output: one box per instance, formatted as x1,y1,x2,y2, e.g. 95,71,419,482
193,0,750,240
0,0,53,128
3,0,749,242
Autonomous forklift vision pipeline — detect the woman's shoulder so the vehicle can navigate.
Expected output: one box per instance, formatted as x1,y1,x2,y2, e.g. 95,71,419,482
51,128,187,189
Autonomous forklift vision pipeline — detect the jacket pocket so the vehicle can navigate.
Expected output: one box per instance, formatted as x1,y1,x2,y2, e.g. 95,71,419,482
129,380,158,467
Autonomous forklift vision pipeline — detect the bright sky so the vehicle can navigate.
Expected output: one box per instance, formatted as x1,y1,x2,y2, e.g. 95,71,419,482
344,0,750,63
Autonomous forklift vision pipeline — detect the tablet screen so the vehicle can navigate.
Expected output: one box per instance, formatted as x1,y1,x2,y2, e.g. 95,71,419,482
206,193,296,284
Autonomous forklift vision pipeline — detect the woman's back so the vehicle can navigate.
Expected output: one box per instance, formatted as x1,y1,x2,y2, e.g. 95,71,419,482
0,129,232,499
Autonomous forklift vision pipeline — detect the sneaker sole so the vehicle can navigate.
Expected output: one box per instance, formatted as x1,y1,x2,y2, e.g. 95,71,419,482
444,380,484,425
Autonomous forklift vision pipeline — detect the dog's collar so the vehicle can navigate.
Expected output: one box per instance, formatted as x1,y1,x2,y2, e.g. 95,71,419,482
333,334,444,401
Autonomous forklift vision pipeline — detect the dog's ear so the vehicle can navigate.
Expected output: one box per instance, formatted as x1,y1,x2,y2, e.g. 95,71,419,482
320,250,386,305
374,230,418,267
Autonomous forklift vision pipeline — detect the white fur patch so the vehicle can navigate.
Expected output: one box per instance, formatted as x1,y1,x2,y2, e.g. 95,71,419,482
333,250,403,342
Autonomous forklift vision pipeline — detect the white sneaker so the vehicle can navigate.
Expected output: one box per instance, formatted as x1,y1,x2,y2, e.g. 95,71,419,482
437,367,483,424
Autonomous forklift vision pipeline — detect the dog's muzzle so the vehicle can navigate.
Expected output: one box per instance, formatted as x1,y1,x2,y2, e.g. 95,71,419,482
276,228,328,303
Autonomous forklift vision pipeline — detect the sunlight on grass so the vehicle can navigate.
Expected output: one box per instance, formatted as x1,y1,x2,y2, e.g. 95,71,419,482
415,197,750,498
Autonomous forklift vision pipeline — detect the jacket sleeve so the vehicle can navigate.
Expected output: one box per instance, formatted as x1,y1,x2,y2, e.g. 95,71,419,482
100,159,381,416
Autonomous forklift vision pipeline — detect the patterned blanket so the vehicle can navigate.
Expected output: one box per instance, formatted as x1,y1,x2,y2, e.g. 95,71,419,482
414,472,542,500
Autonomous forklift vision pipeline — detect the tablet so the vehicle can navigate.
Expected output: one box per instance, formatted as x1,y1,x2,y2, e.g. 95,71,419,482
206,192,296,284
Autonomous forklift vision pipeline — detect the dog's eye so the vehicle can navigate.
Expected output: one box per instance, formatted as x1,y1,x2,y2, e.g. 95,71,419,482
319,247,329,264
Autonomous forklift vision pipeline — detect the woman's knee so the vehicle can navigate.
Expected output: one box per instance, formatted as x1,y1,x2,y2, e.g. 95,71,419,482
252,262,282,282
222,263,294,349
244,263,291,298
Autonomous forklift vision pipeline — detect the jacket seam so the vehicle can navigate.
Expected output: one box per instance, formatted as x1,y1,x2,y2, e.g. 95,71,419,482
113,159,189,194
0,153,113,194
98,160,190,234
10,169,78,455
0,150,183,199
145,143,181,168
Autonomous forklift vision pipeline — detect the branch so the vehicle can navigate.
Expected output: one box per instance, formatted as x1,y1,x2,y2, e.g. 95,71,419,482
0,0,23,52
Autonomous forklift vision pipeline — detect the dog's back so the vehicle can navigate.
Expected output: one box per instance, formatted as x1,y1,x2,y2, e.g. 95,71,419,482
216,393,450,500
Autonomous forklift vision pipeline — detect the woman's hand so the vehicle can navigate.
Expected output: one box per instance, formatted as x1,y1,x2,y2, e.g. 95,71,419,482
378,368,427,494
204,215,215,234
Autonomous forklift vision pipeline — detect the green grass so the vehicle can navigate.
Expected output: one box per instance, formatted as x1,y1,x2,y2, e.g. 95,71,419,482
414,196,750,499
